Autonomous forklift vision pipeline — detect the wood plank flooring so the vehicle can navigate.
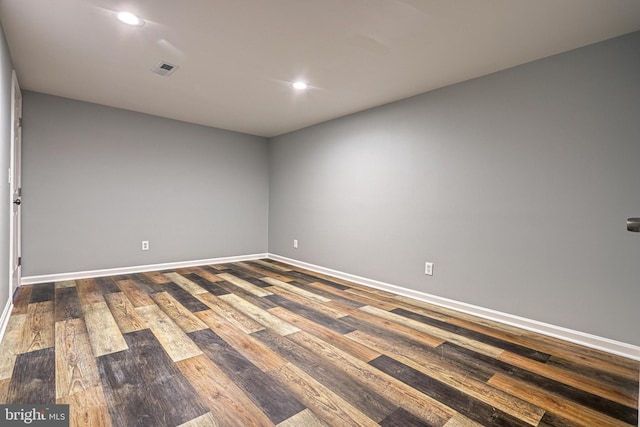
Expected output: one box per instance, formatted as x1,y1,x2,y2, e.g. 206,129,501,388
0,259,638,427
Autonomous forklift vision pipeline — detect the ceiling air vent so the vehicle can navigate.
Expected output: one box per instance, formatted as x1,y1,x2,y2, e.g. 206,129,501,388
151,61,179,77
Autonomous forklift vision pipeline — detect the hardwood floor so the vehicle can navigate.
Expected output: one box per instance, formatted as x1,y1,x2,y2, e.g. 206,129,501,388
0,259,638,426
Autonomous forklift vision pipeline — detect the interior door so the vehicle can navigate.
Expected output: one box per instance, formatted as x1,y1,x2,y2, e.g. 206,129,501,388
9,70,22,296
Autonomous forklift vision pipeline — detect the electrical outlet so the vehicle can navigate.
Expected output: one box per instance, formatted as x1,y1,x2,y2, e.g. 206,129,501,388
142,240,150,251
293,239,298,249
424,261,433,276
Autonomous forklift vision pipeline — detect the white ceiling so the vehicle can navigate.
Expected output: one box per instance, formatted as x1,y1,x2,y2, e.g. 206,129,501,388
2,0,640,137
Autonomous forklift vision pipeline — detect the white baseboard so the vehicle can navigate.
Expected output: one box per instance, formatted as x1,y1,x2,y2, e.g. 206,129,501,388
0,296,14,345
20,253,268,285
268,254,640,362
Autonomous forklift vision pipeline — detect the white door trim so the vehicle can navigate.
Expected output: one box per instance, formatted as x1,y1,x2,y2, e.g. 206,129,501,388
9,70,22,296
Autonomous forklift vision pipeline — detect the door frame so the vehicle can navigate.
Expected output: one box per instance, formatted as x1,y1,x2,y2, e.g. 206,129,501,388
9,70,22,296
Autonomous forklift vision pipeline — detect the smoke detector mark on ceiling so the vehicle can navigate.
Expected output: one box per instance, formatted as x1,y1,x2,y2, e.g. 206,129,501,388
151,61,179,77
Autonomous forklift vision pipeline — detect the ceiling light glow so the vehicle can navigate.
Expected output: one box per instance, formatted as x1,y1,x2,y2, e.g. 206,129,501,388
117,11,144,26
292,81,308,90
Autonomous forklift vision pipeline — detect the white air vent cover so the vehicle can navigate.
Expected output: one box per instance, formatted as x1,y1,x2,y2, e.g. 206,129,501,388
151,61,179,77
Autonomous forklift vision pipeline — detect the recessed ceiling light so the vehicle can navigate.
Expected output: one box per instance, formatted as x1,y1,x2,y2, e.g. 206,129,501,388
117,11,144,27
292,81,308,90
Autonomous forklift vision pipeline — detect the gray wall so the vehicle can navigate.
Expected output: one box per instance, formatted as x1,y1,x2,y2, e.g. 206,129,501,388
269,31,640,346
22,92,269,276
0,24,14,313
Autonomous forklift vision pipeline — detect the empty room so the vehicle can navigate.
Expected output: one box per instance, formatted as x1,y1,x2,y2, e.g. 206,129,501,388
0,1,639,426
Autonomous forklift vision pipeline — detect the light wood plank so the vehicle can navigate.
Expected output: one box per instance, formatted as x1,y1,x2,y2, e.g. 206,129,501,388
289,330,459,426
136,305,203,362
0,378,10,403
55,280,77,289
76,279,105,305
196,310,287,372
177,354,276,427
268,306,380,362
55,318,100,399
236,262,294,282
498,350,638,408
488,373,633,427
269,362,379,427
360,305,504,358
442,414,485,427
347,329,545,426
116,279,155,307
142,271,171,284
164,272,209,295
267,285,348,318
328,301,444,347
259,277,330,303
103,292,147,333
216,273,273,297
57,385,112,427
308,281,399,311
219,294,300,336
177,412,219,427
152,292,207,333
277,409,329,427
21,301,54,353
253,259,292,272
83,302,128,357
195,292,265,334
0,313,26,379
190,267,223,282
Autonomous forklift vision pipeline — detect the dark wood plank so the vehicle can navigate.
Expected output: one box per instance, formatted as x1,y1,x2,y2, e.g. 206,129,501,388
547,354,639,394
54,286,82,322
441,342,638,425
127,273,166,294
252,328,398,423
219,263,276,285
488,373,632,427
211,279,279,310
537,411,584,427
97,329,208,427
157,282,210,313
11,286,32,315
183,273,230,296
275,269,352,290
188,328,305,424
235,261,294,282
379,407,435,427
265,294,356,334
94,276,121,294
29,282,55,303
177,354,276,427
270,280,366,310
6,347,56,404
390,307,551,362
370,354,532,427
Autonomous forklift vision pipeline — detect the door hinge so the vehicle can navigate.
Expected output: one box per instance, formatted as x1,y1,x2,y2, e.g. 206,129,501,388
18,117,23,128
18,257,22,267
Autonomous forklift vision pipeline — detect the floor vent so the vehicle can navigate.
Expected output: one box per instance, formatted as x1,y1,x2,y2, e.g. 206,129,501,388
151,61,179,77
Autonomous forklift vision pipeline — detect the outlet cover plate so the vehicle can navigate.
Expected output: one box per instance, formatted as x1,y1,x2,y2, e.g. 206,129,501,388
425,262,433,276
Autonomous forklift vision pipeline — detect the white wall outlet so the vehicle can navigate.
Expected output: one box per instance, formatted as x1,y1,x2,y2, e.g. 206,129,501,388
293,239,298,249
425,261,434,276
142,240,150,251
